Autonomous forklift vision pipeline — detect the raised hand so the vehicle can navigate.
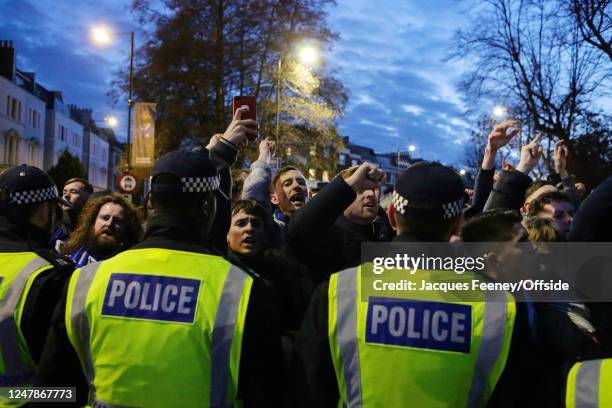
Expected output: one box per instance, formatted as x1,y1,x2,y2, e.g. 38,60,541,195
487,120,520,152
258,137,276,163
222,105,259,148
554,140,569,179
517,133,543,175
344,162,386,192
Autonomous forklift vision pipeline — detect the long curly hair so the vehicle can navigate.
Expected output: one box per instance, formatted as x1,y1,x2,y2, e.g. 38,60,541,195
62,193,143,255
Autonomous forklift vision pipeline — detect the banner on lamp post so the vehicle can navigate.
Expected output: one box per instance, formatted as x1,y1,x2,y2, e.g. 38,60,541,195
131,102,156,167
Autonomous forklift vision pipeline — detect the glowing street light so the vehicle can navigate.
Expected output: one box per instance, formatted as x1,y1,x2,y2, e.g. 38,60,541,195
408,144,416,153
298,45,319,66
91,26,112,45
459,169,467,176
492,105,507,119
105,115,118,127
276,43,321,150
91,24,135,171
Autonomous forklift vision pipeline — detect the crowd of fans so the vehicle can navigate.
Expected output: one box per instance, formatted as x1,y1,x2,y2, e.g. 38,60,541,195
2,108,612,407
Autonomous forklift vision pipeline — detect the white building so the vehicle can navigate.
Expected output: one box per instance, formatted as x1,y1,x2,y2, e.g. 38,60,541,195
70,106,110,190
0,41,46,169
42,91,84,170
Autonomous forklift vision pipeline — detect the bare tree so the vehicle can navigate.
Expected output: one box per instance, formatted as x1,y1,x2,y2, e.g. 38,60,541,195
570,0,612,61
452,0,609,150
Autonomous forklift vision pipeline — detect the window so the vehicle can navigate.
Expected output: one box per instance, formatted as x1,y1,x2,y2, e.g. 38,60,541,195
339,154,346,165
28,108,32,126
4,132,20,165
308,168,316,180
351,159,359,167
33,110,39,129
322,171,329,182
58,125,67,142
27,142,38,166
7,96,21,121
72,132,79,147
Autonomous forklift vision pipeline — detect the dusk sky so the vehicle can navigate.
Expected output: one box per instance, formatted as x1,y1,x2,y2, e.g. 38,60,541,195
0,0,477,166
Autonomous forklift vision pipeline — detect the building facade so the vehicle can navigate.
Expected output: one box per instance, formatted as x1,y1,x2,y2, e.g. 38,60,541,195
0,41,46,170
1,40,117,190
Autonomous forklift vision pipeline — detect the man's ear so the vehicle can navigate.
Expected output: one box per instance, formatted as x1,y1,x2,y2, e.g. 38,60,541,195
270,192,279,205
387,204,397,231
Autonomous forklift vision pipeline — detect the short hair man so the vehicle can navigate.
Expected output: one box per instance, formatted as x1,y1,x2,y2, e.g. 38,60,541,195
528,191,575,239
62,193,143,267
240,138,309,245
50,177,94,251
270,166,308,221
288,162,391,283
227,199,268,258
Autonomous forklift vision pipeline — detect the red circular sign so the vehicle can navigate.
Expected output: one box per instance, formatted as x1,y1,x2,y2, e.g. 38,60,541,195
118,172,138,193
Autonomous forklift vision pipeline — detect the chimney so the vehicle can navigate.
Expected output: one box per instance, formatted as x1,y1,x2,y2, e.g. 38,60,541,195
0,40,16,82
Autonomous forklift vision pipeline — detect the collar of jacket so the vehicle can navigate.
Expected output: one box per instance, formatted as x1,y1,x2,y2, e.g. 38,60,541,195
334,215,375,238
142,213,204,245
0,215,51,250
273,208,290,226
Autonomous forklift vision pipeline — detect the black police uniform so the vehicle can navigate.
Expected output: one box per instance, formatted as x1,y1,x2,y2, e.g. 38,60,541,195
0,165,75,386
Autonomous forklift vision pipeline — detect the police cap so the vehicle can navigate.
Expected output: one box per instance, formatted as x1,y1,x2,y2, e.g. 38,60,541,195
0,164,68,207
151,150,220,195
393,161,464,220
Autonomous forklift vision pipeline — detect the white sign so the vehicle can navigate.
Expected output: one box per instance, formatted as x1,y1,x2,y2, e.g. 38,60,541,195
119,173,138,193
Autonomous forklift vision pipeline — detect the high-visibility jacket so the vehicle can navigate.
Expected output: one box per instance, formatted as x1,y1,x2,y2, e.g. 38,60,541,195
328,266,516,407
0,252,52,406
566,359,612,408
65,248,253,408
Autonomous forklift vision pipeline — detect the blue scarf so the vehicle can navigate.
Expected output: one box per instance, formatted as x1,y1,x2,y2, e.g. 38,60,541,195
69,246,101,268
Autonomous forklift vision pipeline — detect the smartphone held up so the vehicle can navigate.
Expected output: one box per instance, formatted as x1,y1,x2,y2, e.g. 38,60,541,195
232,96,259,142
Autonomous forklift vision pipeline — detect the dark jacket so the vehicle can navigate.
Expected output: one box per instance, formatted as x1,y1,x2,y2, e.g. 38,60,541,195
483,169,532,212
35,214,285,407
569,175,612,357
288,176,392,283
0,215,74,370
465,168,495,219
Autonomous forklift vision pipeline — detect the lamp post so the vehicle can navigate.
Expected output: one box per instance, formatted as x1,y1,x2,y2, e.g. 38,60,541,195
91,26,135,171
275,44,319,150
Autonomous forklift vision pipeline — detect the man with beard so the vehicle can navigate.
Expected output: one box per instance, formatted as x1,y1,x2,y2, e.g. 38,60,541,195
0,165,74,394
50,178,93,251
288,162,392,283
61,193,143,267
241,138,309,245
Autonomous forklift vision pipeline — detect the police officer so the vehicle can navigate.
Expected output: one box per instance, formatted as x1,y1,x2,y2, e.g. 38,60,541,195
36,150,284,407
566,358,612,407
294,161,517,407
0,165,74,393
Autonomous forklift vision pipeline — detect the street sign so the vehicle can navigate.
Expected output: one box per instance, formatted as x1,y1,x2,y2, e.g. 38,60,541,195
118,172,138,194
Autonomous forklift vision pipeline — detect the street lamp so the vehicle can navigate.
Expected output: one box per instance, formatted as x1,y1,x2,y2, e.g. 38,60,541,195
104,115,118,127
91,25,135,171
492,105,507,119
459,169,467,176
408,144,416,153
276,44,320,146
